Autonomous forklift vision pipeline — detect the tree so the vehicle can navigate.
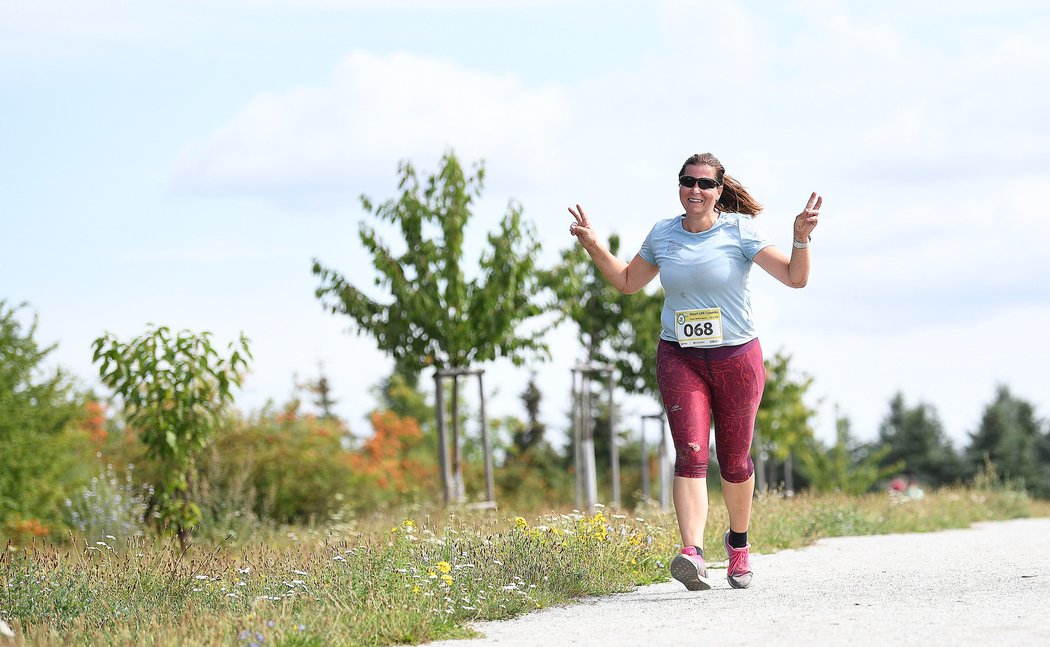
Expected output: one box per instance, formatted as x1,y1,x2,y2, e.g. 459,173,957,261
875,392,963,486
299,363,338,420
542,235,663,398
967,385,1050,497
0,301,88,538
801,411,898,495
494,374,571,508
92,326,251,547
755,351,817,491
312,151,549,384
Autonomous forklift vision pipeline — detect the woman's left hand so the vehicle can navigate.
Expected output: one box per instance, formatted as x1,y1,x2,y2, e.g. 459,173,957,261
794,192,822,242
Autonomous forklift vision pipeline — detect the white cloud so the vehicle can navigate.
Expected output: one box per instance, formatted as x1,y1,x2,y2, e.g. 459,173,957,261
173,50,573,200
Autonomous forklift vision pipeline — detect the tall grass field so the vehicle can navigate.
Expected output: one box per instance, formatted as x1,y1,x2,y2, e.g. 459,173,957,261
2,482,1047,646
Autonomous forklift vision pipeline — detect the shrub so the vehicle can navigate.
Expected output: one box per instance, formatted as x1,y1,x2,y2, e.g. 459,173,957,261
0,301,92,538
64,463,150,543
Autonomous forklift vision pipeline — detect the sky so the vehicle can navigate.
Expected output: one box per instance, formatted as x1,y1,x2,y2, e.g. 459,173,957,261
3,0,1050,454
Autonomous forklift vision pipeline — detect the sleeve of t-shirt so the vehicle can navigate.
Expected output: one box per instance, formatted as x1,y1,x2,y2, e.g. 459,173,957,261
638,223,658,266
738,215,774,260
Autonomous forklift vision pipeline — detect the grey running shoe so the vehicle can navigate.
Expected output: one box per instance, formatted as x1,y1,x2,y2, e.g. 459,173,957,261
722,530,753,589
670,546,712,591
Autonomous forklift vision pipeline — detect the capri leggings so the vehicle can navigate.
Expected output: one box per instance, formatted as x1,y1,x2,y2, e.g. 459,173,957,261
655,338,765,483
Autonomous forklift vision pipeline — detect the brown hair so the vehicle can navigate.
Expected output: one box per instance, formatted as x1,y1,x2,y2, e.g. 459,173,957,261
679,152,763,216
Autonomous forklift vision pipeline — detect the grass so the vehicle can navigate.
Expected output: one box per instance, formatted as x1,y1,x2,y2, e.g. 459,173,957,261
2,483,1047,646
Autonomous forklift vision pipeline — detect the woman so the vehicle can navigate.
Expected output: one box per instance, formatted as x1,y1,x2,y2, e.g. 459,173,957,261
568,152,821,590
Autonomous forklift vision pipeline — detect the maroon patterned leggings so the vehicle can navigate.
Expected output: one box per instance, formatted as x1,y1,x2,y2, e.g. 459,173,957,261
656,338,765,483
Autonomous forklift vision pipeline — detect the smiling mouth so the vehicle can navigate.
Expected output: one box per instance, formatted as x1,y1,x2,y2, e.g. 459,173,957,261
688,198,704,204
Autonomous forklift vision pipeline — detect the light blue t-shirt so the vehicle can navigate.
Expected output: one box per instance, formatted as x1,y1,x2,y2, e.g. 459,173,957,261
638,213,773,346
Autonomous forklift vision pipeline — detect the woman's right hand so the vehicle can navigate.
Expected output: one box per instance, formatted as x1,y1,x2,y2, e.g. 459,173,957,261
568,204,597,249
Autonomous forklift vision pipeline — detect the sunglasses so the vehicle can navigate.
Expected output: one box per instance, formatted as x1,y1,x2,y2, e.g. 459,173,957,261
679,175,722,190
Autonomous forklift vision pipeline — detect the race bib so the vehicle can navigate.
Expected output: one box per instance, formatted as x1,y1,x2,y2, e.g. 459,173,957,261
675,307,723,347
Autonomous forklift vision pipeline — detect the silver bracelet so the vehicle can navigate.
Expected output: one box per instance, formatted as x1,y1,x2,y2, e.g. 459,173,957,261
792,237,810,249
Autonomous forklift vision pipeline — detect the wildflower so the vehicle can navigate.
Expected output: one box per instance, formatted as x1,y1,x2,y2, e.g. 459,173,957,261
440,574,453,586
514,517,528,530
402,519,416,530
437,561,452,574
292,570,308,576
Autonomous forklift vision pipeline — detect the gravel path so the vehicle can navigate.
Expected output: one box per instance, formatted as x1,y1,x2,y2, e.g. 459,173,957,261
426,517,1050,647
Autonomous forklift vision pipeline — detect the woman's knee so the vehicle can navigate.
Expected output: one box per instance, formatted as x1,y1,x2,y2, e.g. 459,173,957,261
674,447,709,478
718,455,754,483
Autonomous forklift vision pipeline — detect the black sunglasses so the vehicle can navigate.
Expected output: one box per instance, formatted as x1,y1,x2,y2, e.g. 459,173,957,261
679,175,722,189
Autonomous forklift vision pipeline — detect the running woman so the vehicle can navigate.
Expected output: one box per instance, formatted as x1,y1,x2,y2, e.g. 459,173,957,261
568,152,821,590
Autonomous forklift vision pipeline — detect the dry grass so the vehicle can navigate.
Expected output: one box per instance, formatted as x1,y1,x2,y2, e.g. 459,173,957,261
1,482,1043,646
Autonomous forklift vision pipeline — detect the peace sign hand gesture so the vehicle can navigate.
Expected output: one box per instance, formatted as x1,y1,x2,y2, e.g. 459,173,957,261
794,192,822,243
568,203,597,249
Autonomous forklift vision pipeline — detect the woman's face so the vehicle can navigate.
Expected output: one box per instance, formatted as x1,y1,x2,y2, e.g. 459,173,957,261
679,164,723,217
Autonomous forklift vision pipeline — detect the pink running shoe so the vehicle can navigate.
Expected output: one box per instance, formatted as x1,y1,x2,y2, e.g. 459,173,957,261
722,530,753,589
670,546,712,591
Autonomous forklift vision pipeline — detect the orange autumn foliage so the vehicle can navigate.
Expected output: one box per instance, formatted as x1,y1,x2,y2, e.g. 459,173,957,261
350,410,438,493
83,400,107,445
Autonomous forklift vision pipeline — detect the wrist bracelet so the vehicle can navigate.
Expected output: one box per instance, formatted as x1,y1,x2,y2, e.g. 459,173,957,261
792,237,810,249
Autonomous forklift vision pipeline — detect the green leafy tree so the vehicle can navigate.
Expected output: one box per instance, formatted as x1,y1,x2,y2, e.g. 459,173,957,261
313,152,549,385
755,351,817,491
0,301,88,537
875,392,963,486
801,412,898,495
967,385,1050,497
542,235,663,398
92,326,251,547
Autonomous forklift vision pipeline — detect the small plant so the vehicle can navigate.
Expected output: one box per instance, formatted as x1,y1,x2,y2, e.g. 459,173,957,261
64,463,150,543
92,326,251,548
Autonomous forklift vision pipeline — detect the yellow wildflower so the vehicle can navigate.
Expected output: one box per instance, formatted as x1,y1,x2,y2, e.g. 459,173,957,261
437,561,452,574
514,516,528,530
440,574,453,586
402,519,416,530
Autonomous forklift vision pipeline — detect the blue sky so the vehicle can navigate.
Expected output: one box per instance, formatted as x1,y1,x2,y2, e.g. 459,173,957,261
3,0,1049,451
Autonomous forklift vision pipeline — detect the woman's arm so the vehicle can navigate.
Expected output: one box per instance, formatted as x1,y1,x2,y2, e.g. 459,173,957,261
569,204,659,294
754,192,822,289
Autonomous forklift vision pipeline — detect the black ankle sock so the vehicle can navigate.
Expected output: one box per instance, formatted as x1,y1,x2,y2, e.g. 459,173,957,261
728,530,748,549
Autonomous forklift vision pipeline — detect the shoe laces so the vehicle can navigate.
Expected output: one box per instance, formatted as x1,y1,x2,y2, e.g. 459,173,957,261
726,543,751,576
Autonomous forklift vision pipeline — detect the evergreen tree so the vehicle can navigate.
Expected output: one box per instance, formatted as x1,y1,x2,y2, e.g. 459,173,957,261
876,392,963,486
967,385,1050,497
